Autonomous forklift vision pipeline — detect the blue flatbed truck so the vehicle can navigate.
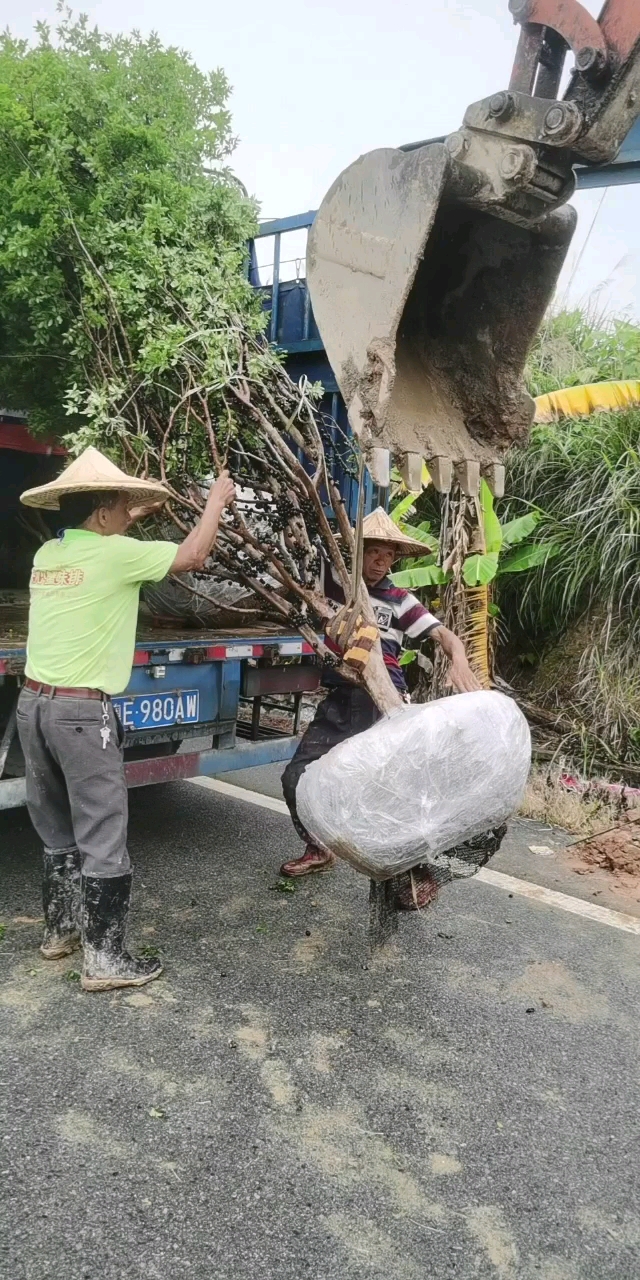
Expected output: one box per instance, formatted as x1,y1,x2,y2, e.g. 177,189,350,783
0,411,365,810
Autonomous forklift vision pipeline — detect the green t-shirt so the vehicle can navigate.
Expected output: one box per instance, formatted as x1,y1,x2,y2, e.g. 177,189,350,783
25,530,177,694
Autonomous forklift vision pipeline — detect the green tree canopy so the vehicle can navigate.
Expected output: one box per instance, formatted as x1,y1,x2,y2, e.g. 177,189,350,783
0,10,262,460
0,12,389,705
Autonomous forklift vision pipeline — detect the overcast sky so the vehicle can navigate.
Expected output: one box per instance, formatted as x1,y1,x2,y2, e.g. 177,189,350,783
6,0,639,318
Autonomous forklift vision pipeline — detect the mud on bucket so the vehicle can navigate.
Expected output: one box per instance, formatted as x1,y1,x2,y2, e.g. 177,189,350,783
306,142,575,488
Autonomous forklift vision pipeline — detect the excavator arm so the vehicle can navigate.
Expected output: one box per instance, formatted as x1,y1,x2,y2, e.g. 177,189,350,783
306,0,640,497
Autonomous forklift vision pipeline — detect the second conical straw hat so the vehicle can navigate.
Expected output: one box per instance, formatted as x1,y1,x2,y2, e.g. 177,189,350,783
361,506,428,557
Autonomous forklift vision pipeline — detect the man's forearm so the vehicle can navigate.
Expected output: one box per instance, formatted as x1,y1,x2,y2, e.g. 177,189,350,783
188,493,226,563
172,495,225,573
170,471,235,573
432,625,466,662
431,624,481,693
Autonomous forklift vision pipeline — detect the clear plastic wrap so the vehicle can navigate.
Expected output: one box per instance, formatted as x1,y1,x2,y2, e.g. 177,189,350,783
143,571,260,628
296,690,531,879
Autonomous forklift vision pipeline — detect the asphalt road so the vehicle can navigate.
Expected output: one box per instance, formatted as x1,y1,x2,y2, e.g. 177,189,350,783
1,772,639,1280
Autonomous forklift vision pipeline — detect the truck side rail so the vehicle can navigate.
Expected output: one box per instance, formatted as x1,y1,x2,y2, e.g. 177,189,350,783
0,627,318,811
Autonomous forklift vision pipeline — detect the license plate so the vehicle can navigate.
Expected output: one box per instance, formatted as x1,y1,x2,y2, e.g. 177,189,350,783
113,690,200,731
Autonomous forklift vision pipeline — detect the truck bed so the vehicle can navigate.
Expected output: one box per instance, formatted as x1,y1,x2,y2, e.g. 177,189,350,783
0,593,304,660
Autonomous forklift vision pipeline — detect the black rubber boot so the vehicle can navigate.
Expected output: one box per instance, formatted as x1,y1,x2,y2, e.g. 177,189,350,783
80,873,162,993
41,847,81,959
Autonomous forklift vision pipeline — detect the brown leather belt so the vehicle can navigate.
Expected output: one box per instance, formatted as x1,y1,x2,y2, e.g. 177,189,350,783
24,678,110,701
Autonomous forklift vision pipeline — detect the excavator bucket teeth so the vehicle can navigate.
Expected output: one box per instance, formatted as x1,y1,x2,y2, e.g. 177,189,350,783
307,143,576,490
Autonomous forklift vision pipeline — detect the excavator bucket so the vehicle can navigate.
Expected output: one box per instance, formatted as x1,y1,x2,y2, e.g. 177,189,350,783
306,142,576,494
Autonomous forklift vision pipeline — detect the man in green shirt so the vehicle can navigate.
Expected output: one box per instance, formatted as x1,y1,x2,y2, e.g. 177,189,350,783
18,446,234,992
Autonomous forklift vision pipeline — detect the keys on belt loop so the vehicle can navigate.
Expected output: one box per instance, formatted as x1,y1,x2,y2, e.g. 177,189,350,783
100,698,112,750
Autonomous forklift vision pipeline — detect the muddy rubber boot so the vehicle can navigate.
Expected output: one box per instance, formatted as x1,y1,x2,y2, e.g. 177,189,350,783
41,847,82,959
280,844,336,877
80,873,162,993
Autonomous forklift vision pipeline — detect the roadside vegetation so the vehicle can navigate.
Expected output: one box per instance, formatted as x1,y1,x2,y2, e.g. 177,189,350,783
519,766,631,837
502,311,640,773
394,308,640,779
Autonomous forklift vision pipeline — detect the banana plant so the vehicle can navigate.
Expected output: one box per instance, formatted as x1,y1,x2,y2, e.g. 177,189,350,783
390,479,559,687
389,481,446,587
462,483,559,586
391,482,558,590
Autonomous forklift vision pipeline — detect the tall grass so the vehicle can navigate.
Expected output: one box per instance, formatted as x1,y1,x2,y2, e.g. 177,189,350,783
499,309,640,764
526,307,640,396
505,407,640,643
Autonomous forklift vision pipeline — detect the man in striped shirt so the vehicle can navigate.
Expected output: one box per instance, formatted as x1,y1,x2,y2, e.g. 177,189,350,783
280,509,480,905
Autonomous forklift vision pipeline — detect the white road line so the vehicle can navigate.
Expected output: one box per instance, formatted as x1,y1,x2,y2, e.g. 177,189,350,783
188,776,640,936
188,775,289,815
476,867,640,935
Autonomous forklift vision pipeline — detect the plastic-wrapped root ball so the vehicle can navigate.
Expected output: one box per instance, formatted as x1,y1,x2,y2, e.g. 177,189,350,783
296,690,531,880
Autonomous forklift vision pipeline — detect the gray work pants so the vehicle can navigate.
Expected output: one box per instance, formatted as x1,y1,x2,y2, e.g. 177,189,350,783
282,685,380,843
16,688,130,878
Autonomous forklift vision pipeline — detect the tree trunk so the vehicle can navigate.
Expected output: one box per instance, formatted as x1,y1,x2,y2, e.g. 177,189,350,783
329,584,404,716
361,643,405,715
431,485,492,699
356,582,404,715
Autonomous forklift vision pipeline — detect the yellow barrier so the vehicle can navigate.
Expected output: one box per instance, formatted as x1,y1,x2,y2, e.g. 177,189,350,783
534,380,640,423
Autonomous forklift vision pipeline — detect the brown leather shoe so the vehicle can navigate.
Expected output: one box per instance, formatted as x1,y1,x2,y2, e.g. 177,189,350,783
280,845,336,877
396,867,439,911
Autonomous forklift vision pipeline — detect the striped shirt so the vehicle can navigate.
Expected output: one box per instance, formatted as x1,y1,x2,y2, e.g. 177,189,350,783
323,566,440,693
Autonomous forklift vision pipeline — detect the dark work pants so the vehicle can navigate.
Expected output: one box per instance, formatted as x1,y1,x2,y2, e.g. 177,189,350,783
16,688,129,878
281,685,380,845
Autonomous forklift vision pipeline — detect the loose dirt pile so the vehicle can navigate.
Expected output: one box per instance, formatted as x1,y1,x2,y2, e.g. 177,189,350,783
571,811,640,878
520,767,640,903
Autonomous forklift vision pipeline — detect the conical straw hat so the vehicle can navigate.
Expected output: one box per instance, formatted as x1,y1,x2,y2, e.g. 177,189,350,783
20,446,170,510
362,506,428,557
